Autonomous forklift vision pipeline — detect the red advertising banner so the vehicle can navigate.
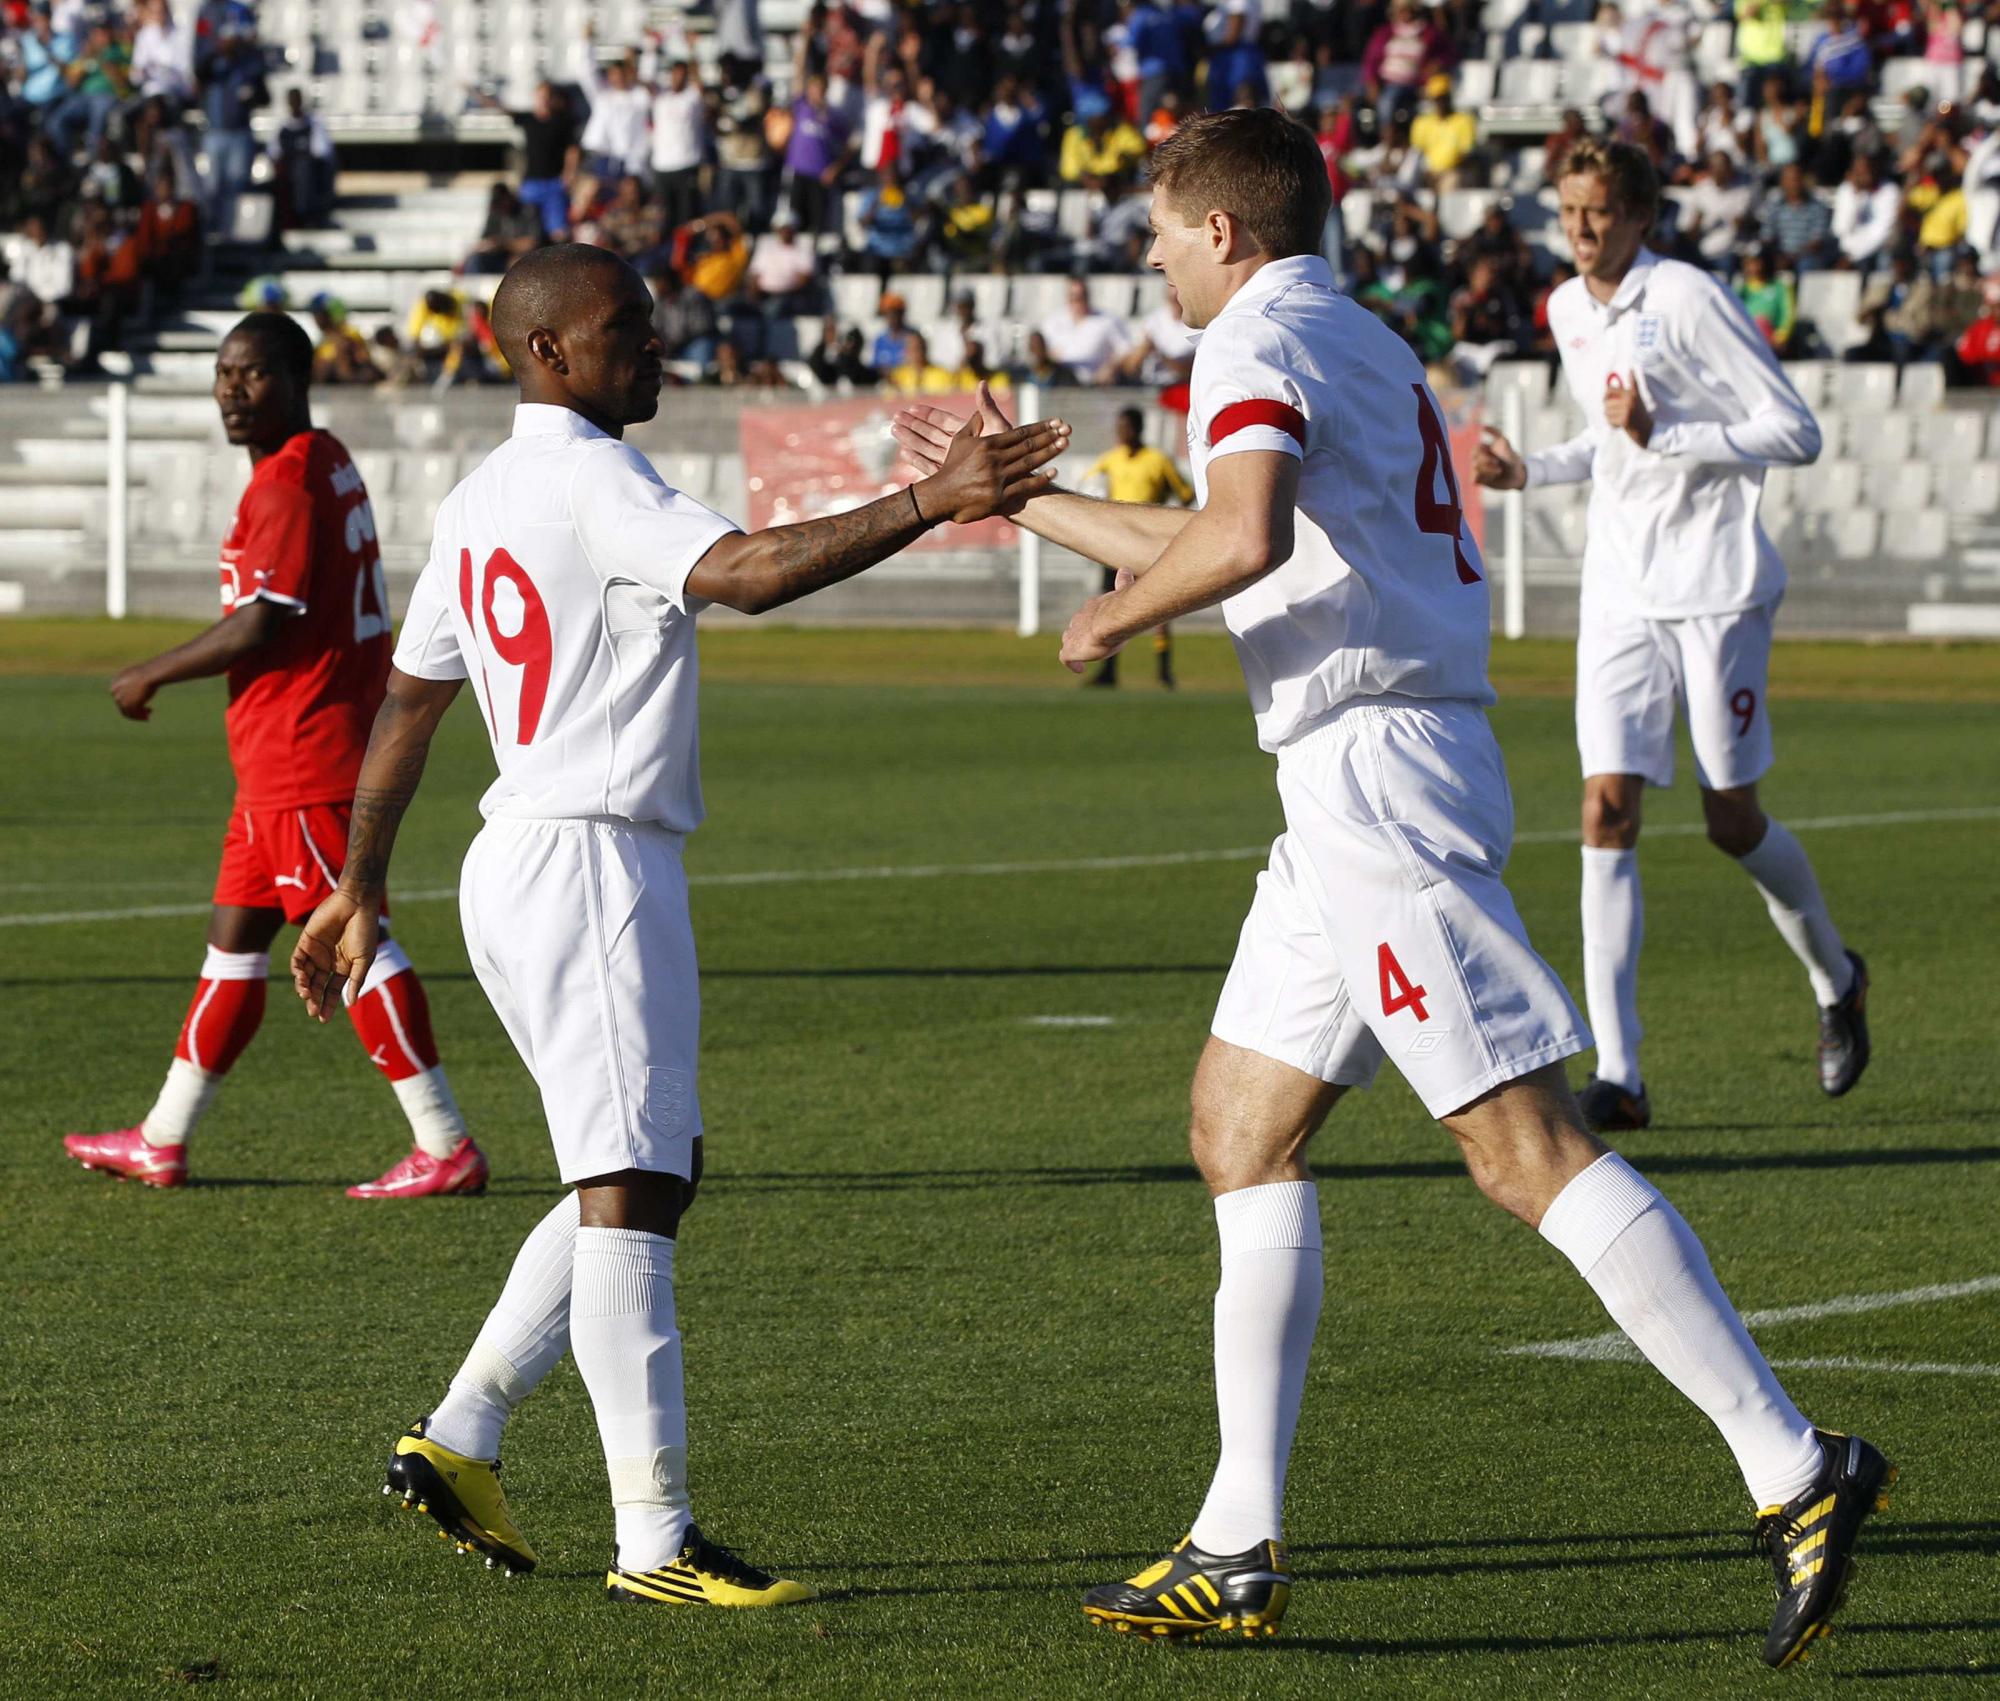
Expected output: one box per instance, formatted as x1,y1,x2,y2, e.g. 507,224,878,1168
736,396,1017,550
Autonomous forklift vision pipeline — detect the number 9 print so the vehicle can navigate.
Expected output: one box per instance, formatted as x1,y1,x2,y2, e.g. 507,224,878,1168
460,547,552,745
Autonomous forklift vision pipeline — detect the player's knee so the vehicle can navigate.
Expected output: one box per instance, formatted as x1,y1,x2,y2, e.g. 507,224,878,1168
1580,788,1640,849
1703,801,1765,858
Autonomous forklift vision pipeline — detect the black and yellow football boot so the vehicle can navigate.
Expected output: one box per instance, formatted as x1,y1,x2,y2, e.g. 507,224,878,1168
1083,1536,1291,1641
1757,1428,1896,1668
1577,1074,1651,1132
383,1416,538,1575
606,1525,814,1608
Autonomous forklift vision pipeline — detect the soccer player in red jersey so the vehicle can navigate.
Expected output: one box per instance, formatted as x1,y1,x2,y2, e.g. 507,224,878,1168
63,312,486,1199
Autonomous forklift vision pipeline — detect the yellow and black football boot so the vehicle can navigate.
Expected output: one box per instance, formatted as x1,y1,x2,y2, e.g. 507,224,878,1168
383,1416,538,1575
1757,1428,1896,1668
1083,1536,1291,1641
606,1526,814,1608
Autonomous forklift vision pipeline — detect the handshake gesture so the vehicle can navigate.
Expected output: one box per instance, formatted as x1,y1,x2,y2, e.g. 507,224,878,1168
907,383,1068,524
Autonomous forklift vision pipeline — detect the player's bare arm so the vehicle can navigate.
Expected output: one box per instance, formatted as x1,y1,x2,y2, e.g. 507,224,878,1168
1058,452,1298,672
687,412,1069,614
892,387,1194,575
107,600,286,720
1472,426,1528,491
291,669,462,1020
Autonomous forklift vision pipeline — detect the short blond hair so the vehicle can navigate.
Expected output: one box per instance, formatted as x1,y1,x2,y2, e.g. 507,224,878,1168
1556,137,1660,222
1147,108,1331,259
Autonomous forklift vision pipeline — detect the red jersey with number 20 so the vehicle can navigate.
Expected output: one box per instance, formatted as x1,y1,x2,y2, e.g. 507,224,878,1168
1188,255,1494,752
218,428,392,807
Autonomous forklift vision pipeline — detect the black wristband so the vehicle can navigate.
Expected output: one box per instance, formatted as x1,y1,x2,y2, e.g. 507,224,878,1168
909,482,928,526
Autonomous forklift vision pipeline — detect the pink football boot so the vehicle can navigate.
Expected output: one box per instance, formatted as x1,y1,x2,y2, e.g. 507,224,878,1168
347,1137,489,1200
63,1127,189,1188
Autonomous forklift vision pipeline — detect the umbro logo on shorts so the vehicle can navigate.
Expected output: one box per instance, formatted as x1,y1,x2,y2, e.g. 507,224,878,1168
1407,1030,1449,1057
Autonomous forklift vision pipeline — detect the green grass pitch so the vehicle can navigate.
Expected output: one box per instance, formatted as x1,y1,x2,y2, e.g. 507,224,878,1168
2,623,1996,1698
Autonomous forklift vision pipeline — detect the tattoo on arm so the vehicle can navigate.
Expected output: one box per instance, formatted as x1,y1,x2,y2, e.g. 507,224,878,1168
719,490,928,612
340,705,435,898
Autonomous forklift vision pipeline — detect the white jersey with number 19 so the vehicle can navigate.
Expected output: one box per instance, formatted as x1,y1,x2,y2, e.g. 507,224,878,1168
1188,255,1494,753
392,403,740,830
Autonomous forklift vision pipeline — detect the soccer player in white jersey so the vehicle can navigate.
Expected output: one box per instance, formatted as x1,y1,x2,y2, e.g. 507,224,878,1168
288,244,1067,1608
1475,138,1869,1134
894,111,1889,1668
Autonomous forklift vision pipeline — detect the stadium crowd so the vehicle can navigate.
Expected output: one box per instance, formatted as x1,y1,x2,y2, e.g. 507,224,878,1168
3,0,2000,389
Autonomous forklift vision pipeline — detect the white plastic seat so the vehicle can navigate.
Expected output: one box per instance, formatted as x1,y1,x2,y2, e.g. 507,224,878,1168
1847,412,1914,464
1440,189,1497,239
1793,457,1862,511
1797,273,1863,354
1936,463,2000,516
948,273,1010,328
1882,508,1949,559
1917,410,1987,463
1826,509,1880,560
1007,275,1071,327
1833,361,1899,415
1497,59,1561,102
1783,359,1835,409
831,274,879,325
1086,275,1136,317
1456,60,1497,105
1862,460,1931,510
1897,363,1946,410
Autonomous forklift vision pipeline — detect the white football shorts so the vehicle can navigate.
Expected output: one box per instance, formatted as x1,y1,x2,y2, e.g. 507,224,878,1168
1211,698,1589,1120
1576,601,1776,791
459,814,701,1183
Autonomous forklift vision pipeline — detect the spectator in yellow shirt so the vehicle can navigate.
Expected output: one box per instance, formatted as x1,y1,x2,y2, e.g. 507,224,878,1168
887,331,959,395
1080,407,1195,688
1059,91,1148,191
1410,77,1479,189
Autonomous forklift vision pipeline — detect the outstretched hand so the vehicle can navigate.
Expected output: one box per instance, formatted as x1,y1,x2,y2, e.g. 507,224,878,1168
915,397,1069,525
892,380,1025,483
1472,426,1526,491
291,889,380,1022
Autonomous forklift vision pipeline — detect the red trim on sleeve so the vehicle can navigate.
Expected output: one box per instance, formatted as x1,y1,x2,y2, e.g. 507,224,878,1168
1209,398,1306,449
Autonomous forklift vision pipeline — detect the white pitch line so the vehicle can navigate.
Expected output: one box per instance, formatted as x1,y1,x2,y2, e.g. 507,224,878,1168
1510,1275,2000,1363
5,803,1998,929
1023,1015,1118,1028
1768,1356,2000,1378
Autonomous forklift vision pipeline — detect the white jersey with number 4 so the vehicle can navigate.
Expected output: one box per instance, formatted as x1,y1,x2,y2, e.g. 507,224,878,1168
392,403,740,831
1187,254,1494,753
1529,249,1820,620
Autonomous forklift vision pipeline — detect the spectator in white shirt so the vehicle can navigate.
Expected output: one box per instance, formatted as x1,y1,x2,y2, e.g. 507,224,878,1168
927,289,1006,371
1830,154,1902,269
1116,285,1198,383
1038,277,1133,383
132,0,195,103
649,59,708,232
1681,150,1754,265
1692,80,1749,166
1,214,78,311
746,208,822,312
577,31,653,182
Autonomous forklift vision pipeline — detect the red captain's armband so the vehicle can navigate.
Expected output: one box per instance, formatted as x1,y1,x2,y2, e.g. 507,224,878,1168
1208,398,1307,450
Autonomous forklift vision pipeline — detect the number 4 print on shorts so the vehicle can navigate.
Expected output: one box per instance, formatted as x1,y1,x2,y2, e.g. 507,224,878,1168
1378,942,1430,1021
1411,386,1480,586
459,547,552,744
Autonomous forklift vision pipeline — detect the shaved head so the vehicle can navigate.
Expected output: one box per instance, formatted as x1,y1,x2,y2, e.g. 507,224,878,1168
489,243,667,435
489,242,635,374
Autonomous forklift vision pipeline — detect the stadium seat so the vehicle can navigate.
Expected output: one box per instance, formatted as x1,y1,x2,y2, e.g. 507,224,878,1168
1880,58,1933,98
1008,276,1071,327
1917,410,1988,463
1882,508,1949,558
1897,363,1946,410
1785,359,1834,409
1846,411,1914,464
1497,60,1562,102
1822,509,1880,560
1131,273,1169,316
1834,362,1899,415
1551,21,1594,59
1761,468,1800,515
1055,190,1096,241
1793,457,1862,511
832,274,879,325
1862,460,1931,510
1936,463,2000,516
895,276,946,323
1484,359,1551,414
1342,189,1377,246
1796,272,1864,354
1087,276,1137,317
1440,189,1498,238
949,273,1011,328
353,452,398,497
1456,60,1497,104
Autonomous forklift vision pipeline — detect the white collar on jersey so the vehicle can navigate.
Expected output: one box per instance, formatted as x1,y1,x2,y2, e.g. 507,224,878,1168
1207,253,1338,329
511,402,611,440
1595,247,1661,319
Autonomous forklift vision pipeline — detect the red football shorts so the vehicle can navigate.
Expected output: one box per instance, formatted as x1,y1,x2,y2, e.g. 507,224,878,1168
213,802,368,923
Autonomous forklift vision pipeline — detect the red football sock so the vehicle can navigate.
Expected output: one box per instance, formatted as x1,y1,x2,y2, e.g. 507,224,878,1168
174,954,269,1075
348,965,441,1082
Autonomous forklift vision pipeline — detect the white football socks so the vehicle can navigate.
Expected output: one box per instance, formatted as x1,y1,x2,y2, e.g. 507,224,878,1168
140,1057,220,1148
1580,846,1644,1094
1188,1181,1323,1555
1737,819,1852,1007
571,1226,691,1573
392,1068,469,1161
1540,1153,1822,1509
427,1191,579,1460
